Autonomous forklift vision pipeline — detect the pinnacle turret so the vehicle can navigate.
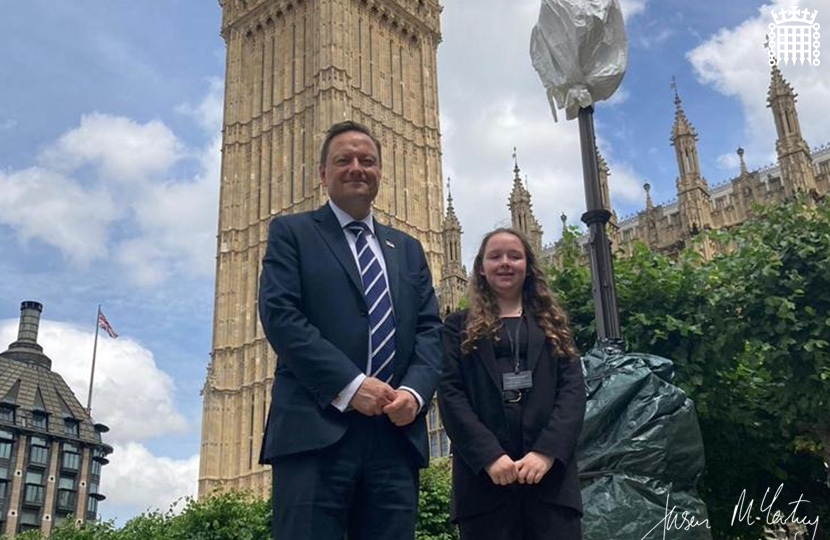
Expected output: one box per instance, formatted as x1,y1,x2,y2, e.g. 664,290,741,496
766,62,817,197
439,177,467,315
508,149,543,252
671,78,697,141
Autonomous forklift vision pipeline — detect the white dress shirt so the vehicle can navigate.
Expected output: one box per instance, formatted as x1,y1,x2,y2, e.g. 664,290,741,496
327,200,424,412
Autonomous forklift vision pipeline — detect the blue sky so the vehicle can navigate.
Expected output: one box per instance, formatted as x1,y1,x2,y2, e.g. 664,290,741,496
0,0,827,524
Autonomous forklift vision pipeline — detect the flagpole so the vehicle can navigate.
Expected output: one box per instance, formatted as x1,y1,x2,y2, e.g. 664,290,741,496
87,305,101,413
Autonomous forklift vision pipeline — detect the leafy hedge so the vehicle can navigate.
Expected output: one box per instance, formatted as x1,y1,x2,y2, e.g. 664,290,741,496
549,195,830,539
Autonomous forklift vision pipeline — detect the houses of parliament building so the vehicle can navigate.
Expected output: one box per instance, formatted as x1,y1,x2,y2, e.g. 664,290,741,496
198,0,829,498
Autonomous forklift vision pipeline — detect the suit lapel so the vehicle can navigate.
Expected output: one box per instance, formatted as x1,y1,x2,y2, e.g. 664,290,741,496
478,339,503,392
373,221,400,308
312,205,364,297
526,314,545,374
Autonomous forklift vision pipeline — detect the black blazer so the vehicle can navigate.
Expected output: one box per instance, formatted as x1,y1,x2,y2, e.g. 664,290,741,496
257,204,443,467
437,309,586,520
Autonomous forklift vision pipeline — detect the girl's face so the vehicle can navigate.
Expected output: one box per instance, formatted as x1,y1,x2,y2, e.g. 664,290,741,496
480,232,527,300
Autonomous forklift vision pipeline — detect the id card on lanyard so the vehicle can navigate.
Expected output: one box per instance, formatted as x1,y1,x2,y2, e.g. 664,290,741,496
502,313,533,391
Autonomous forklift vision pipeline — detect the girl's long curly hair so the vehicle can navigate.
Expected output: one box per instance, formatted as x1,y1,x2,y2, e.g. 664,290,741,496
461,228,579,360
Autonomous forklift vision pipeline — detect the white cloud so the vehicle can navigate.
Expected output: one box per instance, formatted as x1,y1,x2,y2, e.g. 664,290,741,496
716,151,742,171
601,86,630,106
102,443,199,512
608,162,649,206
0,319,187,442
637,28,674,49
176,78,224,134
686,1,830,170
40,113,183,182
0,81,221,286
0,317,196,517
620,0,648,20
0,166,117,265
117,134,220,285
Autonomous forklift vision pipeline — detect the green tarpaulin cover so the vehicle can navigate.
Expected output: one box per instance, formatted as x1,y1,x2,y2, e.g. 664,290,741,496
578,348,712,540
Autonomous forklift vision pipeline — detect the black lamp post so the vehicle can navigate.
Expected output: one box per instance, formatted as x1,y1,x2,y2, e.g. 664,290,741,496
578,107,623,349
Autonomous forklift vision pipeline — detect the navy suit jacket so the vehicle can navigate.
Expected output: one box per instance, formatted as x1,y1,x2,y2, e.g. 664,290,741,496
258,204,442,467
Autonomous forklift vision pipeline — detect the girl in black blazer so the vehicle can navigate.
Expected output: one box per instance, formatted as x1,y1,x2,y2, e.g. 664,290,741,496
438,228,586,540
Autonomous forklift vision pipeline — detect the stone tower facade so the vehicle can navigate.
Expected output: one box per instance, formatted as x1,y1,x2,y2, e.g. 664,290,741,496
199,0,445,497
671,90,714,242
767,64,818,198
597,149,619,248
508,156,543,253
437,179,467,316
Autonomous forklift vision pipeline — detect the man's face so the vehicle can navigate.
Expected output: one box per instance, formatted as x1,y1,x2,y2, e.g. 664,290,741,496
320,130,380,216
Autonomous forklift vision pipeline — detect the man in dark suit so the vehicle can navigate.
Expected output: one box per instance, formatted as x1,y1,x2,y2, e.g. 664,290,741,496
258,121,443,540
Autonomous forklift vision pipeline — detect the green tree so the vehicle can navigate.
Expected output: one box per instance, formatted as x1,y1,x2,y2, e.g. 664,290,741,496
548,196,830,539
165,491,271,540
416,458,458,540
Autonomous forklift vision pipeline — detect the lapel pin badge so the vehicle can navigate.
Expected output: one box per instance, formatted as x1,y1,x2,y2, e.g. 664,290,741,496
385,239,396,248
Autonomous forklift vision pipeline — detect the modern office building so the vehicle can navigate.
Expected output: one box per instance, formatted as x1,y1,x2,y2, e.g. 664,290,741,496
0,302,111,536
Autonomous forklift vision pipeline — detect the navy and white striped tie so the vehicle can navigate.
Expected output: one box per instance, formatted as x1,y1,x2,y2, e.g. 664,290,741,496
347,222,396,383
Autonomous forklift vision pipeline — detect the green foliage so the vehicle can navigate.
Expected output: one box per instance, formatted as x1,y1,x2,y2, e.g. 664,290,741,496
416,458,458,540
1,467,459,540
4,531,46,540
1,491,270,540
547,225,594,350
48,521,119,540
163,492,271,540
548,196,830,539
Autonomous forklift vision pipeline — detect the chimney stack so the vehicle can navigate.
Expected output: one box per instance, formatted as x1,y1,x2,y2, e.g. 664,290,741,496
17,301,43,345
0,300,49,368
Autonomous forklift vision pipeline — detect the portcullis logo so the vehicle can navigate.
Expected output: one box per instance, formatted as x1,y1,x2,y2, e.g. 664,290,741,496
768,7,820,66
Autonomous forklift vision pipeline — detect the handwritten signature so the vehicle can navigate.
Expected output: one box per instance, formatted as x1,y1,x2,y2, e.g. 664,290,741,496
640,483,820,540
732,484,819,540
641,493,710,539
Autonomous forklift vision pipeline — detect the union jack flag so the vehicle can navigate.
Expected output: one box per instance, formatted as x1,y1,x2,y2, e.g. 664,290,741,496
98,311,118,339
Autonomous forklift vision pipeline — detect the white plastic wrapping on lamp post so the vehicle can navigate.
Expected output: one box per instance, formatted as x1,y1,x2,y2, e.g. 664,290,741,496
530,0,628,121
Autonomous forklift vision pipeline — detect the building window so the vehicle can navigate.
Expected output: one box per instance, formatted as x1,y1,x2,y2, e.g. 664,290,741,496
0,463,9,513
29,436,49,466
0,405,14,423
0,441,11,460
23,470,45,506
19,508,41,531
31,411,48,430
87,496,99,520
61,443,81,472
64,419,79,437
91,459,102,476
57,476,77,512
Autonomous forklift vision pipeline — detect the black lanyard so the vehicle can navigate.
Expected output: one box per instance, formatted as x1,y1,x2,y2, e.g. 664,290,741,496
504,313,525,374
